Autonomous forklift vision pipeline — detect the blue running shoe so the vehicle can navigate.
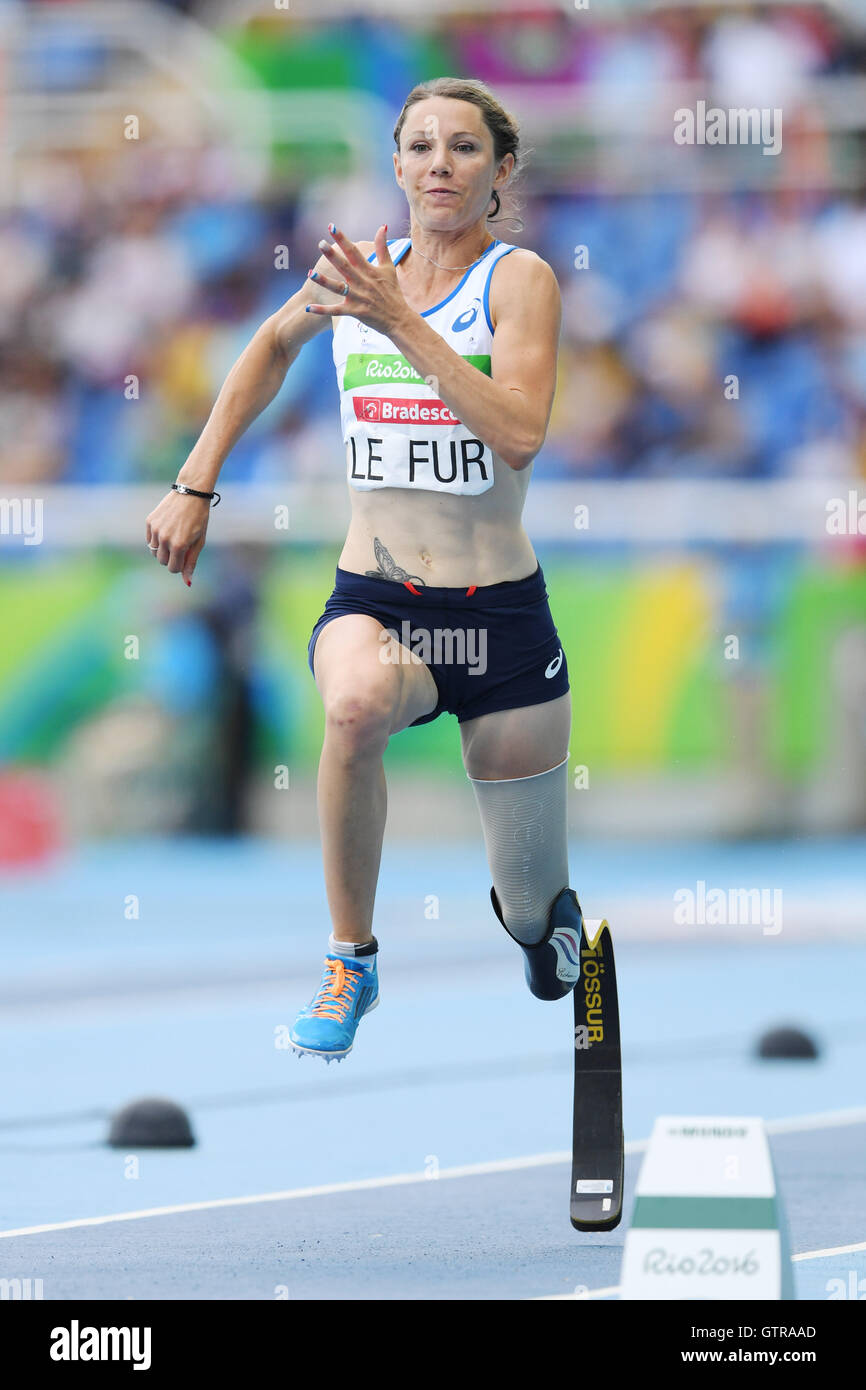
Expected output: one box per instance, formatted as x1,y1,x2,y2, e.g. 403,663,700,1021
290,954,379,1062
490,885,583,1001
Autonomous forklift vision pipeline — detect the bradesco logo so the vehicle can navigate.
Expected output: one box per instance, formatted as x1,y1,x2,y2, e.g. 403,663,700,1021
354,397,461,426
343,353,491,390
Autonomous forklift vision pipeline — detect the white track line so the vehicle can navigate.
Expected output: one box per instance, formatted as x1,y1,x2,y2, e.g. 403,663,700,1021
764,1105,866,1136
793,1238,866,1261
1,1104,864,1242
0,1151,577,1240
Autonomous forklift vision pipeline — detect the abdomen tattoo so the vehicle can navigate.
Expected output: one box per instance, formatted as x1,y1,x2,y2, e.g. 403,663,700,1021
365,536,425,586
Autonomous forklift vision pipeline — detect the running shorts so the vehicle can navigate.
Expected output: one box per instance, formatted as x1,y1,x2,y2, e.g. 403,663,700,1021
307,562,569,726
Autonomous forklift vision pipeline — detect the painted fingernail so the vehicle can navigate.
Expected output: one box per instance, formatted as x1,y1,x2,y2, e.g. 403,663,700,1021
328,223,336,235
318,239,329,250
305,305,313,312
308,270,318,280
184,576,191,587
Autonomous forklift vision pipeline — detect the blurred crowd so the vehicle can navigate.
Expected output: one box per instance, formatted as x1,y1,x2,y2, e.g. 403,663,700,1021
2,1,866,486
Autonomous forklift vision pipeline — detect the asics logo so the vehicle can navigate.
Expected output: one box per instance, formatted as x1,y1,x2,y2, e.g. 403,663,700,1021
452,300,480,332
545,648,563,679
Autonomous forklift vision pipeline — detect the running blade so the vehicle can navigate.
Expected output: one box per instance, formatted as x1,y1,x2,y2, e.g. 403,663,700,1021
570,917,623,1231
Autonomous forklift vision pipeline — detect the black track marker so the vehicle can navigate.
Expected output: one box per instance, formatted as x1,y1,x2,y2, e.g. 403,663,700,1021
570,917,623,1231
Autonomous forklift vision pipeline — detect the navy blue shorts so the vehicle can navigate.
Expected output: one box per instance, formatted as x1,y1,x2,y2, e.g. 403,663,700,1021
306,562,569,726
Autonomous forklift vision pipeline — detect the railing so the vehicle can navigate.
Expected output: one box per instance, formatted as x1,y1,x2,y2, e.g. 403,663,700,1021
0,478,858,547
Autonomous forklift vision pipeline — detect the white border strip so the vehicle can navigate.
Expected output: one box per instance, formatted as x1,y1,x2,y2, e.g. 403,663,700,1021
1,1105,864,1242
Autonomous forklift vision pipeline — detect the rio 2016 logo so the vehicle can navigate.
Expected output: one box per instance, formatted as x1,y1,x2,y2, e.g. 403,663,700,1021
643,1248,760,1277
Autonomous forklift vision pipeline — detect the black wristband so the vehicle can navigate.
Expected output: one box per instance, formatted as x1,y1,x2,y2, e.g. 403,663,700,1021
172,483,221,506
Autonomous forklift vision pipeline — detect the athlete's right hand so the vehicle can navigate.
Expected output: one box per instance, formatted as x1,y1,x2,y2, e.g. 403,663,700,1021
145,489,211,585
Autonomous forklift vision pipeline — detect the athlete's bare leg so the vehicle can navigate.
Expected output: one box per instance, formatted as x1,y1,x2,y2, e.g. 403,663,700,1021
459,692,571,780
312,613,439,943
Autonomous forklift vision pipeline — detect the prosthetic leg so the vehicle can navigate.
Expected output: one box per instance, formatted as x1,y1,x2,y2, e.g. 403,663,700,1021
489,882,585,1001
468,756,583,1000
468,755,623,1228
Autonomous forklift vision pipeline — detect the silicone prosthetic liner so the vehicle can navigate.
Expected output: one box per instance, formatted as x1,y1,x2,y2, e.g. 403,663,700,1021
467,756,569,946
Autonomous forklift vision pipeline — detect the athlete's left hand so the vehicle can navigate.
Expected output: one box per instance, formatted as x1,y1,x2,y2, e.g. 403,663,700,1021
304,224,409,336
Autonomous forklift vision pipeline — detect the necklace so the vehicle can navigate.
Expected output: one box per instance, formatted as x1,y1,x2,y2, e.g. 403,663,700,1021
409,239,493,272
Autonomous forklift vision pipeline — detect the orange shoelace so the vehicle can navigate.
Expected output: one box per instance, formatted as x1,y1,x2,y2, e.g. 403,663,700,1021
310,957,359,1022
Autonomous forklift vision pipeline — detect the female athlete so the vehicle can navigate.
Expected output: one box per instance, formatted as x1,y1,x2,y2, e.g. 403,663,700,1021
145,77,587,1062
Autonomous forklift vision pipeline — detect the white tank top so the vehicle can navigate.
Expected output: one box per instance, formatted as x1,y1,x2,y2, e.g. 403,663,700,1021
332,236,518,496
